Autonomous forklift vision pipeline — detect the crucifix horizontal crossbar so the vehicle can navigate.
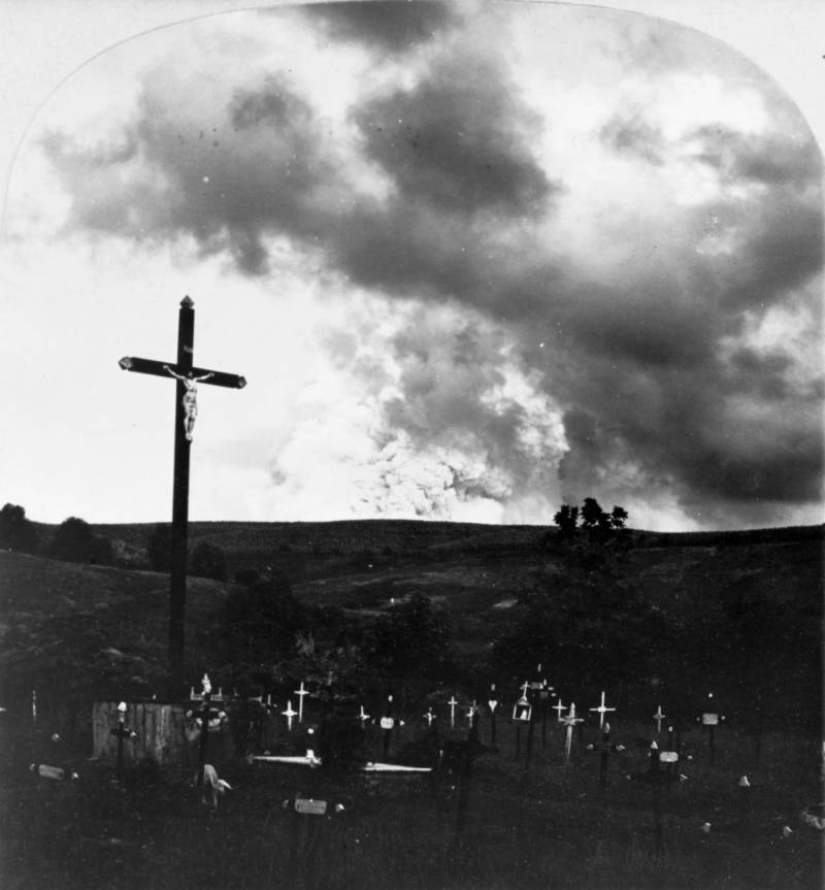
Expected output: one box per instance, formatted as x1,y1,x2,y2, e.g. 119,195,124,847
119,356,246,389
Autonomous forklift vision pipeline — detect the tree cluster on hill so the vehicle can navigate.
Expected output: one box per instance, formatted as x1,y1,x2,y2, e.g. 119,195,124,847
0,503,38,553
554,497,628,540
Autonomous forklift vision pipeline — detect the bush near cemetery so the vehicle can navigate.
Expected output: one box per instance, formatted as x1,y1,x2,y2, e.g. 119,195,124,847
49,516,112,565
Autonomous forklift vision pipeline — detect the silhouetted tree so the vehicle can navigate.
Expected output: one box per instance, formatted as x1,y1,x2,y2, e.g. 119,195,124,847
0,503,37,553
50,517,112,564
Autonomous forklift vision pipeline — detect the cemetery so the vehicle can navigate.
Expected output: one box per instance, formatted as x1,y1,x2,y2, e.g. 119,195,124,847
0,515,822,889
0,301,821,888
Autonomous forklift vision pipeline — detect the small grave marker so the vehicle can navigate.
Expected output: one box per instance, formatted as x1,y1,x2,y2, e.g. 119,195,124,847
358,705,370,729
589,691,616,729
424,707,436,728
553,698,566,722
561,703,583,765
488,683,499,746
653,704,666,735
294,681,309,724
282,701,298,732
448,695,458,729
109,701,137,780
697,693,726,765
380,695,395,759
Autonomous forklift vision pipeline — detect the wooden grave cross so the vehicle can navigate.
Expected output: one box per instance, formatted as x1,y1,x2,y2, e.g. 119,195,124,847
589,691,616,729
118,296,246,695
295,681,309,724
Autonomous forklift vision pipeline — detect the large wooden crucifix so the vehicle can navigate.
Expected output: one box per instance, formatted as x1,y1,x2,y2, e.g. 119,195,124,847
118,296,246,696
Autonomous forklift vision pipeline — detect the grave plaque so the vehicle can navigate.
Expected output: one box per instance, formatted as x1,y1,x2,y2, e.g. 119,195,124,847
295,797,327,816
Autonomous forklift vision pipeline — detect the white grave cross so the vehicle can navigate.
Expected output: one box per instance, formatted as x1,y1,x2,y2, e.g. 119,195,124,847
553,698,566,721
424,707,436,728
282,700,298,732
653,705,666,734
561,703,584,764
448,695,458,728
358,705,370,728
589,691,616,729
294,681,309,724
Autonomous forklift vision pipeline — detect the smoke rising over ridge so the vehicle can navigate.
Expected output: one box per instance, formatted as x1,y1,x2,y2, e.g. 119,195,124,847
14,2,822,529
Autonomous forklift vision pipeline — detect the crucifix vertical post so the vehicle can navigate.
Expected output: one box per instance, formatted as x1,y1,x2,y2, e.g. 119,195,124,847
170,297,194,693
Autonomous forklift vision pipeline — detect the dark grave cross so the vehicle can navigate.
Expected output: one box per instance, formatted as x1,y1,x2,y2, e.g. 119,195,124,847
109,701,137,781
488,684,499,747
659,726,681,799
650,741,665,858
697,692,726,766
585,722,626,800
118,296,246,695
538,681,555,749
379,694,395,759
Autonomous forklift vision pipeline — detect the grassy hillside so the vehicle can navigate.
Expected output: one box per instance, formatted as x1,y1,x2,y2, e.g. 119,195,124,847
2,521,821,706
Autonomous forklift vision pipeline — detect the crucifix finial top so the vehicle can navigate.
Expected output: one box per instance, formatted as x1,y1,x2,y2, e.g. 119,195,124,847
181,295,194,308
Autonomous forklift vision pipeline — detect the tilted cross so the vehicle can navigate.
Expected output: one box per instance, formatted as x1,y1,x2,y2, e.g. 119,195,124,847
295,681,309,724
119,297,246,695
561,703,584,764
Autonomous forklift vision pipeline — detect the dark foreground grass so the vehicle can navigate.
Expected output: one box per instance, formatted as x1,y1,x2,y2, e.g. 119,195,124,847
1,721,822,890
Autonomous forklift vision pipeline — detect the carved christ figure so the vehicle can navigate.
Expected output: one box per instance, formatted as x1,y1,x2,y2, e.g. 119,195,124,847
163,365,214,440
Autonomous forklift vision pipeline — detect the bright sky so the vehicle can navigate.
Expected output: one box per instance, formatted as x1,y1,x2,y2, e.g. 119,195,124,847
0,0,822,531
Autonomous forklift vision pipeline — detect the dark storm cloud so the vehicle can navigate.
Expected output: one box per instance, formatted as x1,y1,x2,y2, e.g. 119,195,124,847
44,72,329,275
40,7,823,528
298,0,457,50
353,55,555,216
690,124,821,187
